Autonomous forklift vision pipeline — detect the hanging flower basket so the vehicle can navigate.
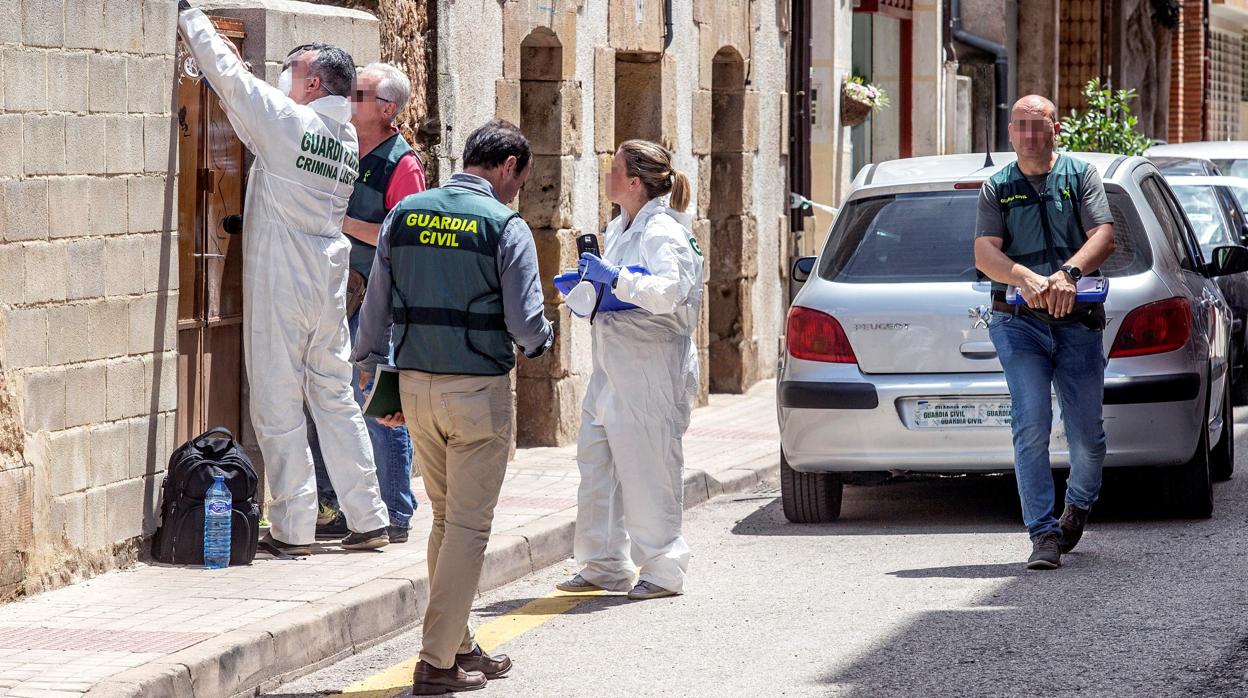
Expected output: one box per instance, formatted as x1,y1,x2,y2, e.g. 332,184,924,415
841,75,889,128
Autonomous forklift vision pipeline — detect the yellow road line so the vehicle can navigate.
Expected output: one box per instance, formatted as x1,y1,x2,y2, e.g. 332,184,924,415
340,590,606,696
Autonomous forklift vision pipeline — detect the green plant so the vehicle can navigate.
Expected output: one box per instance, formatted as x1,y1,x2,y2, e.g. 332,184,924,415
1057,79,1154,156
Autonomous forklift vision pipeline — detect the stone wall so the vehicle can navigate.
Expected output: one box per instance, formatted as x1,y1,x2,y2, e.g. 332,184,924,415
438,0,788,444
0,0,181,599
0,0,379,601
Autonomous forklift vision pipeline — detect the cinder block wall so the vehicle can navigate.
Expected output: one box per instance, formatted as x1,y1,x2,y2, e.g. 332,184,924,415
0,0,181,599
0,0,379,600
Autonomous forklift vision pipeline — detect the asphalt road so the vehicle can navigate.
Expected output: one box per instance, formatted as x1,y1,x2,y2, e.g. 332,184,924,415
268,416,1248,698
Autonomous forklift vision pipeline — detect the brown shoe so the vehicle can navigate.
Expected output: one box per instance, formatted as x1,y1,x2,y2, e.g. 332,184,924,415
410,660,486,695
456,645,512,679
1058,503,1091,553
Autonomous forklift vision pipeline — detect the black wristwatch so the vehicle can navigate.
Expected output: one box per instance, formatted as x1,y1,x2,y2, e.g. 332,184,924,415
1060,264,1083,282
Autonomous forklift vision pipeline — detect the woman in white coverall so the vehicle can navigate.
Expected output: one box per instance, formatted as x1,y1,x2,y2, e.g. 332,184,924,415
177,3,389,554
558,140,704,601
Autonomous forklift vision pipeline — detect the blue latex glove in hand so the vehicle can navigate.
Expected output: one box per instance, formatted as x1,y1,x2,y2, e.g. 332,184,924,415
578,253,621,285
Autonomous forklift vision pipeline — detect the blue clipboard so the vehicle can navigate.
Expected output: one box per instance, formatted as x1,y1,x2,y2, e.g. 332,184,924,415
553,265,650,312
1006,276,1109,304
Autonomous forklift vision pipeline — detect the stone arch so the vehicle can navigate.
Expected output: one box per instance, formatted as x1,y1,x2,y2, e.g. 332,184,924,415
514,27,583,446
706,45,756,394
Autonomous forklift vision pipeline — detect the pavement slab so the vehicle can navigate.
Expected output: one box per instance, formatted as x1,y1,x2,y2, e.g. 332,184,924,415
0,383,778,697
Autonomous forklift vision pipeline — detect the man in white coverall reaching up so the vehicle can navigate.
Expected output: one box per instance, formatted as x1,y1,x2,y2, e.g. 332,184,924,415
177,1,390,554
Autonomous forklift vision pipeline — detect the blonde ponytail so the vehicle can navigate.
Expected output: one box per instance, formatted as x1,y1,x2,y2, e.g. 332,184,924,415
618,139,689,211
669,170,690,212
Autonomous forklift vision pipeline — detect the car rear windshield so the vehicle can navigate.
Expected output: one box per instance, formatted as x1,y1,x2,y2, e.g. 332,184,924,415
1211,159,1248,178
817,188,1153,283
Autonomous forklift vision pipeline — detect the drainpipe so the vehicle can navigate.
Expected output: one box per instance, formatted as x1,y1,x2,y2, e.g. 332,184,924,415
950,0,1011,151
663,0,674,50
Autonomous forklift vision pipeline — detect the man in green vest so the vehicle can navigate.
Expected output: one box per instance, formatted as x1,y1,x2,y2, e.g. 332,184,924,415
974,95,1116,571
354,119,552,694
309,62,426,544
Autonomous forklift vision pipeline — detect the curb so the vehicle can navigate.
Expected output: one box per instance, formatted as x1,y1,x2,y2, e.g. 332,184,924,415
85,454,778,698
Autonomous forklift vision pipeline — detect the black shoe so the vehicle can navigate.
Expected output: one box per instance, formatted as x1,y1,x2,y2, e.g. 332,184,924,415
386,525,410,544
1027,531,1063,570
315,512,350,539
1058,503,1091,553
455,645,512,679
410,660,486,694
341,527,389,550
259,532,311,557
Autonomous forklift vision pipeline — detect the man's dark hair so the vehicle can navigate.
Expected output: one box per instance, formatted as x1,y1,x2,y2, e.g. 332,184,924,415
307,45,356,98
463,119,531,172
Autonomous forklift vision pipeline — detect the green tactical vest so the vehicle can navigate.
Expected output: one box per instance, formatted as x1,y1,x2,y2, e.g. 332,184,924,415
989,154,1092,294
388,186,517,376
346,133,417,280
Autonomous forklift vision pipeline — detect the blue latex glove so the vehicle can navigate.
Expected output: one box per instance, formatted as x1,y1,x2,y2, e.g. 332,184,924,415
578,253,621,285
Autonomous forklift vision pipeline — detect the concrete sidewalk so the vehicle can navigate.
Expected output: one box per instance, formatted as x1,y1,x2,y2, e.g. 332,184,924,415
0,382,779,698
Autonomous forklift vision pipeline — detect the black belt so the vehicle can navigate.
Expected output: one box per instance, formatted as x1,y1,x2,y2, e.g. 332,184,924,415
992,300,1023,315
393,307,507,331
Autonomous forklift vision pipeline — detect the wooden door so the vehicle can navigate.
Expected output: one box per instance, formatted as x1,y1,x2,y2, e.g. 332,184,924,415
175,18,247,443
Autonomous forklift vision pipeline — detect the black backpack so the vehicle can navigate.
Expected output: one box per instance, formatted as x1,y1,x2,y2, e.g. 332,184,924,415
151,428,260,566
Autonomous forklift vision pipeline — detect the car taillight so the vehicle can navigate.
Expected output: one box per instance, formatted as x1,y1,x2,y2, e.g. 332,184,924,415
786,306,857,363
1109,297,1192,358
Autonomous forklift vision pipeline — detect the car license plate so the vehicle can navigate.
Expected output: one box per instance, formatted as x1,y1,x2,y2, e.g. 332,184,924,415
911,399,1012,428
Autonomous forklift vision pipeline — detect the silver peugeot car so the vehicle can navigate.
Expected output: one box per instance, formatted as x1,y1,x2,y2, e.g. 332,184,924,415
778,153,1248,523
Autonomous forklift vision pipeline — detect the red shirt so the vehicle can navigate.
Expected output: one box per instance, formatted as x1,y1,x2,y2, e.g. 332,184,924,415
384,151,428,210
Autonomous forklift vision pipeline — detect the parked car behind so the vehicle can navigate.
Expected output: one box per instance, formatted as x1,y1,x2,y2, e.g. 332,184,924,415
1152,156,1222,177
1166,175,1248,403
1148,142,1248,179
779,152,1248,524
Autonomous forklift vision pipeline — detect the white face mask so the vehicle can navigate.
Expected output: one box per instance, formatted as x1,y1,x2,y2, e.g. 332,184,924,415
277,68,293,97
566,280,599,318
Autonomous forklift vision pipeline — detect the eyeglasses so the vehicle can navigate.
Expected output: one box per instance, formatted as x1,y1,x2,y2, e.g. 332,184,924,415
352,90,395,105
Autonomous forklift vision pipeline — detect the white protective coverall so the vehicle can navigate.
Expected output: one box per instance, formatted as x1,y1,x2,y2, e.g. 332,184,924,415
574,195,705,593
178,9,389,544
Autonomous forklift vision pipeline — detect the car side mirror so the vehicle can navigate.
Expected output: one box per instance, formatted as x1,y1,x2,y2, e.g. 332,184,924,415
1241,223,1248,246
792,256,817,283
1209,245,1248,277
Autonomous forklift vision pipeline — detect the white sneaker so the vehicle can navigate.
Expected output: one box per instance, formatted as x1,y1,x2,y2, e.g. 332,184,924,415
627,581,679,601
555,574,605,593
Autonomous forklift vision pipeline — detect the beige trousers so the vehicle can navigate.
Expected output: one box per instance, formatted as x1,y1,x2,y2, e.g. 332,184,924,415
399,369,513,670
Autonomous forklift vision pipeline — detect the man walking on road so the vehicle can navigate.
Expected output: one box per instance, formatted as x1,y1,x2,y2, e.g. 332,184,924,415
310,62,426,544
354,119,553,694
177,1,391,554
973,95,1116,570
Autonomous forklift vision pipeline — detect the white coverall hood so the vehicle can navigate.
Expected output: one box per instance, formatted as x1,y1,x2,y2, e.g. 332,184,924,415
179,8,388,545
573,195,704,593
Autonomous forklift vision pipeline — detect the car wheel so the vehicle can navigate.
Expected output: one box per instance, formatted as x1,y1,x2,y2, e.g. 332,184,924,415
780,453,843,523
1211,378,1235,482
1164,385,1215,519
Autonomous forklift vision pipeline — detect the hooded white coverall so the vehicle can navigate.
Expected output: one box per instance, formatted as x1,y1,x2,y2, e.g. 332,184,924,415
178,9,389,545
574,196,705,593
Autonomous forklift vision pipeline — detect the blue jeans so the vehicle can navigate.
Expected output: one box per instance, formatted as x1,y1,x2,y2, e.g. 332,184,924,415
988,312,1106,538
310,311,415,529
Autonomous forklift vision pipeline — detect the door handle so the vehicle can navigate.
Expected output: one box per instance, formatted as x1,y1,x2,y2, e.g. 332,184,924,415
960,341,997,360
221,214,243,235
192,253,226,259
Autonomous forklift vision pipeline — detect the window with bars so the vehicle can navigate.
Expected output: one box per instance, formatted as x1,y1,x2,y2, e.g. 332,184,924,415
1210,31,1243,141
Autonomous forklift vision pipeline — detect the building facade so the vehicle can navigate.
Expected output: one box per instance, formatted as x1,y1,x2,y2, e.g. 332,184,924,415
0,0,790,599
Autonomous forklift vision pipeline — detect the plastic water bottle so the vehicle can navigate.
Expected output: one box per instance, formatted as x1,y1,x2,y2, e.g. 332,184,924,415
203,474,232,569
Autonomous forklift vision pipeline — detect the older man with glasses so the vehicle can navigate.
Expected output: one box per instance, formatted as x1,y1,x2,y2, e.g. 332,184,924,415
308,63,427,545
